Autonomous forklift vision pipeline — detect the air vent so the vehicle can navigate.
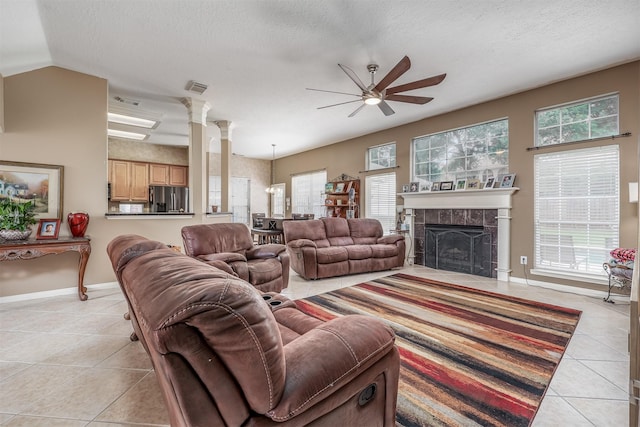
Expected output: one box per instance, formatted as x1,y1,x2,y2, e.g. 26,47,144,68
186,80,208,95
114,96,140,106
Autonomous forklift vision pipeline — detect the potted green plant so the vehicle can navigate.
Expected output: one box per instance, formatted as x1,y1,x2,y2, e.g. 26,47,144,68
0,198,37,240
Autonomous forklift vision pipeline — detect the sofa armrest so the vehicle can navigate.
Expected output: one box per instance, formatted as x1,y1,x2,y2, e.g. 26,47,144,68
377,234,404,245
266,315,396,421
197,252,247,263
246,243,286,259
287,238,317,249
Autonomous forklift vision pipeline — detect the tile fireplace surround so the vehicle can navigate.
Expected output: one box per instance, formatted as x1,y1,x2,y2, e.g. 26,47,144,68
400,188,518,281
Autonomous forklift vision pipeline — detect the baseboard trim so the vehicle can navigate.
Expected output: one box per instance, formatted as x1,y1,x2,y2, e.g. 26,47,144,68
0,282,119,304
509,276,628,303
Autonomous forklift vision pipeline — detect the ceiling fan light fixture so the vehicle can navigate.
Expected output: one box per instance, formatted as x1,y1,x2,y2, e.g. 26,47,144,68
364,96,382,105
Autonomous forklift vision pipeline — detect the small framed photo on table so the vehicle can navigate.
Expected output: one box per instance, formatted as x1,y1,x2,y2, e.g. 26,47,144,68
409,182,420,192
499,173,516,188
402,184,410,193
484,176,496,189
455,179,467,190
440,181,454,191
36,218,61,240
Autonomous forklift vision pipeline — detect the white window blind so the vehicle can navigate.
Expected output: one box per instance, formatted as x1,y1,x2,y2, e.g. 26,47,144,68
292,170,327,218
534,145,619,276
365,172,396,234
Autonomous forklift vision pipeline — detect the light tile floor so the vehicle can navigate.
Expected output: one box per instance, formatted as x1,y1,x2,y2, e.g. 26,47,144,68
0,265,630,426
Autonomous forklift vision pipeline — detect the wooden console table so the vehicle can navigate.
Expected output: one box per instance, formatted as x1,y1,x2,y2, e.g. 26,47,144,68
0,237,91,301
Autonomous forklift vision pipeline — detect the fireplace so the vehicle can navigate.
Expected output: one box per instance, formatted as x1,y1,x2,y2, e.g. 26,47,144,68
425,224,492,277
400,188,517,281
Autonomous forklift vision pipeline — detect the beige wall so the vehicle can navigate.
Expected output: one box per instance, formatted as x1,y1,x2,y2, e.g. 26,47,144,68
108,139,189,165
1,67,229,298
275,61,640,291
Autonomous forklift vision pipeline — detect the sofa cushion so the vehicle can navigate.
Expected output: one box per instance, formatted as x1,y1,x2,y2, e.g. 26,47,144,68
284,220,330,248
348,218,384,245
322,217,354,246
370,244,398,258
182,223,254,257
247,258,284,285
345,244,373,260
316,246,349,264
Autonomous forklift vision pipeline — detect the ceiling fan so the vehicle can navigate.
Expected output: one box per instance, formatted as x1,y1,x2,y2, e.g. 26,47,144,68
307,55,446,117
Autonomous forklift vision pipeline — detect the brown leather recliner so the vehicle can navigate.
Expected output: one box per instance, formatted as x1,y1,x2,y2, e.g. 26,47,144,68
106,234,400,427
182,223,289,292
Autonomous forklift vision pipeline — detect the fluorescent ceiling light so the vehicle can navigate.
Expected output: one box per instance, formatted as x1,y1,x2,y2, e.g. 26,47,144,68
108,128,148,140
108,112,157,129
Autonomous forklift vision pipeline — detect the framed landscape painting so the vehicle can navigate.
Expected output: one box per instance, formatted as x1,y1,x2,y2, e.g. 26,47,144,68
0,161,64,220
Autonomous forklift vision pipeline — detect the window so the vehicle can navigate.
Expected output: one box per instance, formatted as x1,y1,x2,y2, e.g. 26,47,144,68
368,142,396,170
536,94,619,146
208,176,251,224
291,170,327,218
412,119,508,185
365,172,396,234
534,145,619,277
270,183,286,217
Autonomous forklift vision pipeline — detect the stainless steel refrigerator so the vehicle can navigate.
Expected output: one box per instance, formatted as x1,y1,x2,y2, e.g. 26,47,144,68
149,186,189,213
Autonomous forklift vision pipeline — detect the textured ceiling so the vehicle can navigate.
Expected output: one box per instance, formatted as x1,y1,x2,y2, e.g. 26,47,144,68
1,0,639,159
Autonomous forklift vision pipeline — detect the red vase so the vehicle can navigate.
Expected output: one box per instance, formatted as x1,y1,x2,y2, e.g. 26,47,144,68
67,212,90,237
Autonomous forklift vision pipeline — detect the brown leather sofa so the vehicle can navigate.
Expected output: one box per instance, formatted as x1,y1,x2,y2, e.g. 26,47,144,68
283,218,405,280
181,223,289,292
107,234,400,427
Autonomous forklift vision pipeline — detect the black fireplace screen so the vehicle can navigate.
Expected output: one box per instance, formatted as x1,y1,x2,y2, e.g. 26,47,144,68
425,225,492,277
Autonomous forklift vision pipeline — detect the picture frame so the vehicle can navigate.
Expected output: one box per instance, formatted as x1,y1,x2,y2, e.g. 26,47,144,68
325,199,334,205
420,182,432,192
431,182,441,192
325,182,334,194
36,218,61,240
402,184,410,193
409,182,420,192
455,179,467,190
0,161,64,220
440,181,454,191
335,182,345,193
483,176,496,190
466,178,481,190
499,173,516,188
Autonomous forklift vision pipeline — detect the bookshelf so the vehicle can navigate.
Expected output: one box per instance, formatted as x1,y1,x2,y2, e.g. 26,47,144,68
324,174,360,218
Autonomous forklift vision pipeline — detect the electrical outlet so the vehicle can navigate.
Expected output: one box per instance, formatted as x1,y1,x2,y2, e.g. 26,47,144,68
520,256,528,265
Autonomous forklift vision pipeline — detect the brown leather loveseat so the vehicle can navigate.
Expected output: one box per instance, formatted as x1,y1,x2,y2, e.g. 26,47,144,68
283,218,405,280
107,234,400,427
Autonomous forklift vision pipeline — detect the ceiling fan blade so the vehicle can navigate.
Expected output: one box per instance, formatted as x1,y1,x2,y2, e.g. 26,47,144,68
348,103,366,118
317,99,363,109
377,101,395,116
385,73,447,95
385,94,434,105
338,63,368,92
374,55,411,93
306,88,361,97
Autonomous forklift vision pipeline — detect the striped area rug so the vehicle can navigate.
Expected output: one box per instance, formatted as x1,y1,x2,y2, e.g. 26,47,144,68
295,273,581,427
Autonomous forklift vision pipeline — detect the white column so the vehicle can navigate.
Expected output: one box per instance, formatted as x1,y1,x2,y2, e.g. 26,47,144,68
181,98,211,217
215,120,233,213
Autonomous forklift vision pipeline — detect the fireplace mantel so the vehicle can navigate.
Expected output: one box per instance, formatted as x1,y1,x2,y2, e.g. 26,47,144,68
399,187,518,210
400,188,519,281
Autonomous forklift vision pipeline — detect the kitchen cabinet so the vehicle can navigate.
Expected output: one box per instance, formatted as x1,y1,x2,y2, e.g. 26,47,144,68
149,164,170,186
149,163,188,187
109,160,149,202
169,165,188,186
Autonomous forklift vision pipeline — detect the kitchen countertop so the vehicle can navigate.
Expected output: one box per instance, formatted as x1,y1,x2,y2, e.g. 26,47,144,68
105,212,232,219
